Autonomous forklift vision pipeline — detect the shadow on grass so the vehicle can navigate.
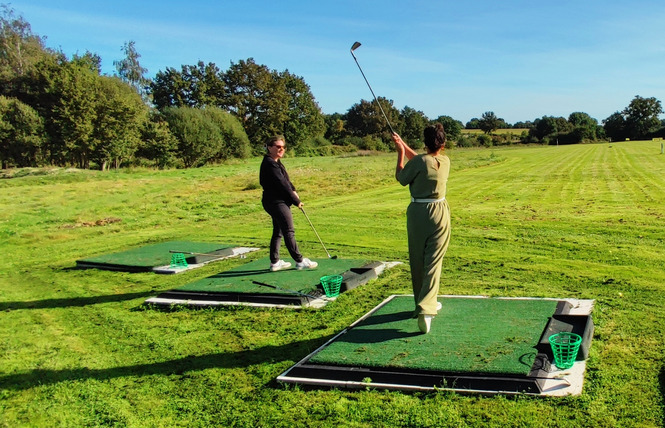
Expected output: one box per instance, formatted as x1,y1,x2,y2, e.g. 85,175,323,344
336,329,421,343
209,269,272,278
353,310,414,326
0,336,330,391
0,291,159,311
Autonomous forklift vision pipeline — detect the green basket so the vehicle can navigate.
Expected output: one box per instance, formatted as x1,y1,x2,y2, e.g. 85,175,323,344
320,275,343,298
169,252,189,269
549,332,582,369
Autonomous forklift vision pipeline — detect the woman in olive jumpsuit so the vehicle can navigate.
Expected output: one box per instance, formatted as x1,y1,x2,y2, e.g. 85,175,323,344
393,124,451,334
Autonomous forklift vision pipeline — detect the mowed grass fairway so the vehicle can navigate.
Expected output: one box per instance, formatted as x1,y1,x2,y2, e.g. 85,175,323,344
1,141,664,427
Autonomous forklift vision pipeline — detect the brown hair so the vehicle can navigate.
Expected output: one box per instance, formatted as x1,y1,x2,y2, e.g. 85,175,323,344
424,124,446,153
266,135,286,147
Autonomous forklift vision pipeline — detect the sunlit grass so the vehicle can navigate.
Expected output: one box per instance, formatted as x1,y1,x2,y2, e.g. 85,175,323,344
1,141,664,426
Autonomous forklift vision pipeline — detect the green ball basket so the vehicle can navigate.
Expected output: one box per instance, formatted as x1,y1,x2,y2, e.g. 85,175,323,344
549,332,582,370
320,275,343,298
169,252,188,269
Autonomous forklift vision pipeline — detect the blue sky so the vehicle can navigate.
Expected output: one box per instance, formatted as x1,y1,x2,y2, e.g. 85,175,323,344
8,0,665,124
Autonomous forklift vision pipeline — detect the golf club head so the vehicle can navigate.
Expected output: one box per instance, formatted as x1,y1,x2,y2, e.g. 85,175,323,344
330,255,338,259
348,41,396,134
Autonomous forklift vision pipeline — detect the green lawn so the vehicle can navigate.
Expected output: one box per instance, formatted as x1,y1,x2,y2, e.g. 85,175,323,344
1,141,664,427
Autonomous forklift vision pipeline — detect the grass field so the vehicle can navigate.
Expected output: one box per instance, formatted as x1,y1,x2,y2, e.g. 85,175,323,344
1,141,664,427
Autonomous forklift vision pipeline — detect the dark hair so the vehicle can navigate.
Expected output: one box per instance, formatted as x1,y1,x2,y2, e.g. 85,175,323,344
424,124,446,153
266,135,285,147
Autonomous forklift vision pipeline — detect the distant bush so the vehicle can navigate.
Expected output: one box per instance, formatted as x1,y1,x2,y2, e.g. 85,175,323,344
477,134,492,147
161,107,251,167
0,96,45,168
455,135,476,148
161,107,224,167
137,114,180,168
200,107,251,160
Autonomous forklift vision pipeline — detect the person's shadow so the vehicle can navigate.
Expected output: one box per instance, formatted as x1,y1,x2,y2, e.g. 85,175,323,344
335,310,421,343
0,336,331,391
0,291,156,311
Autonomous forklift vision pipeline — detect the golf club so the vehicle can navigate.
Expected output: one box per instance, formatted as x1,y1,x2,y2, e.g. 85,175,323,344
169,250,229,257
350,41,396,134
299,207,337,259
252,280,326,301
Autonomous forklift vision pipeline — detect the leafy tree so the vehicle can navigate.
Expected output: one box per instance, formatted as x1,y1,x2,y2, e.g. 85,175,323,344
221,58,288,151
72,50,102,74
0,4,48,96
324,112,346,143
150,61,225,109
623,95,662,140
513,120,534,129
114,41,150,103
465,118,480,129
161,107,224,167
48,59,99,167
92,76,149,169
603,96,663,141
530,116,572,143
185,61,225,107
568,112,598,142
602,112,627,141
432,115,463,142
0,95,44,167
18,52,149,168
150,66,192,109
345,97,401,142
138,112,179,168
399,106,429,145
279,69,325,155
151,59,324,155
478,111,501,134
200,106,251,160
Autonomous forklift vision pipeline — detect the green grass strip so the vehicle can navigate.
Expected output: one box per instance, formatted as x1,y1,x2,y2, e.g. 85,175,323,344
76,241,233,267
310,296,558,375
176,257,369,294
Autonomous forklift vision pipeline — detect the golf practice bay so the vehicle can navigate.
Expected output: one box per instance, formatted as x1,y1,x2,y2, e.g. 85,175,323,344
2,141,665,425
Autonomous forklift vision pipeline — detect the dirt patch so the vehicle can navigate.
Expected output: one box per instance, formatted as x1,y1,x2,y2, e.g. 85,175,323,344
61,217,122,229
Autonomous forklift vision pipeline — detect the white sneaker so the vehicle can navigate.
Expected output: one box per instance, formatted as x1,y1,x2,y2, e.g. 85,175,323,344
296,258,318,270
436,301,442,312
270,260,291,272
418,314,433,334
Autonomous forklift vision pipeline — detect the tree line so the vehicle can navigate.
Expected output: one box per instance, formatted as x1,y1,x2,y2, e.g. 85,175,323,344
1,5,664,170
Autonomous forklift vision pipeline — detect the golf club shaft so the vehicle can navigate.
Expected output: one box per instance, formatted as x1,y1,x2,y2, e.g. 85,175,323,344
350,42,395,134
252,280,322,301
299,207,333,259
169,250,225,257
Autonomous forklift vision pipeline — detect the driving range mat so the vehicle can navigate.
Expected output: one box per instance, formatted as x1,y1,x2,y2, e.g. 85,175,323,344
75,240,259,273
278,295,594,395
145,257,399,308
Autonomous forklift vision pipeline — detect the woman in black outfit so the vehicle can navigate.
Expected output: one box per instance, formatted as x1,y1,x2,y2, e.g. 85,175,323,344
259,135,318,271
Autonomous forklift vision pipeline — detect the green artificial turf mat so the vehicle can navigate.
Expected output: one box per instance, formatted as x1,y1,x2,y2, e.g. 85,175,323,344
309,296,558,375
177,257,369,294
77,241,233,268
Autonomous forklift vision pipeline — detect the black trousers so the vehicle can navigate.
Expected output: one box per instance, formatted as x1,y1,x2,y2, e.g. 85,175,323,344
262,201,303,264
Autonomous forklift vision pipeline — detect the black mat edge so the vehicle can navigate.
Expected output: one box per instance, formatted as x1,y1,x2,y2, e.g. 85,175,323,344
277,296,590,395
145,260,385,308
279,361,547,394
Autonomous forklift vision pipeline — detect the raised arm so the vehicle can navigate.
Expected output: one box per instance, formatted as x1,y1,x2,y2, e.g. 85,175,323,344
392,133,418,160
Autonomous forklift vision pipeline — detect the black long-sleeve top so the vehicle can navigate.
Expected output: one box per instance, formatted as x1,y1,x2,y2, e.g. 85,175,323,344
259,155,301,206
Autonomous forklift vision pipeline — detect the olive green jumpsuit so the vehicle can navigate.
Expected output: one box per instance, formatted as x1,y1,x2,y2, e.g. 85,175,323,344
397,153,451,316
